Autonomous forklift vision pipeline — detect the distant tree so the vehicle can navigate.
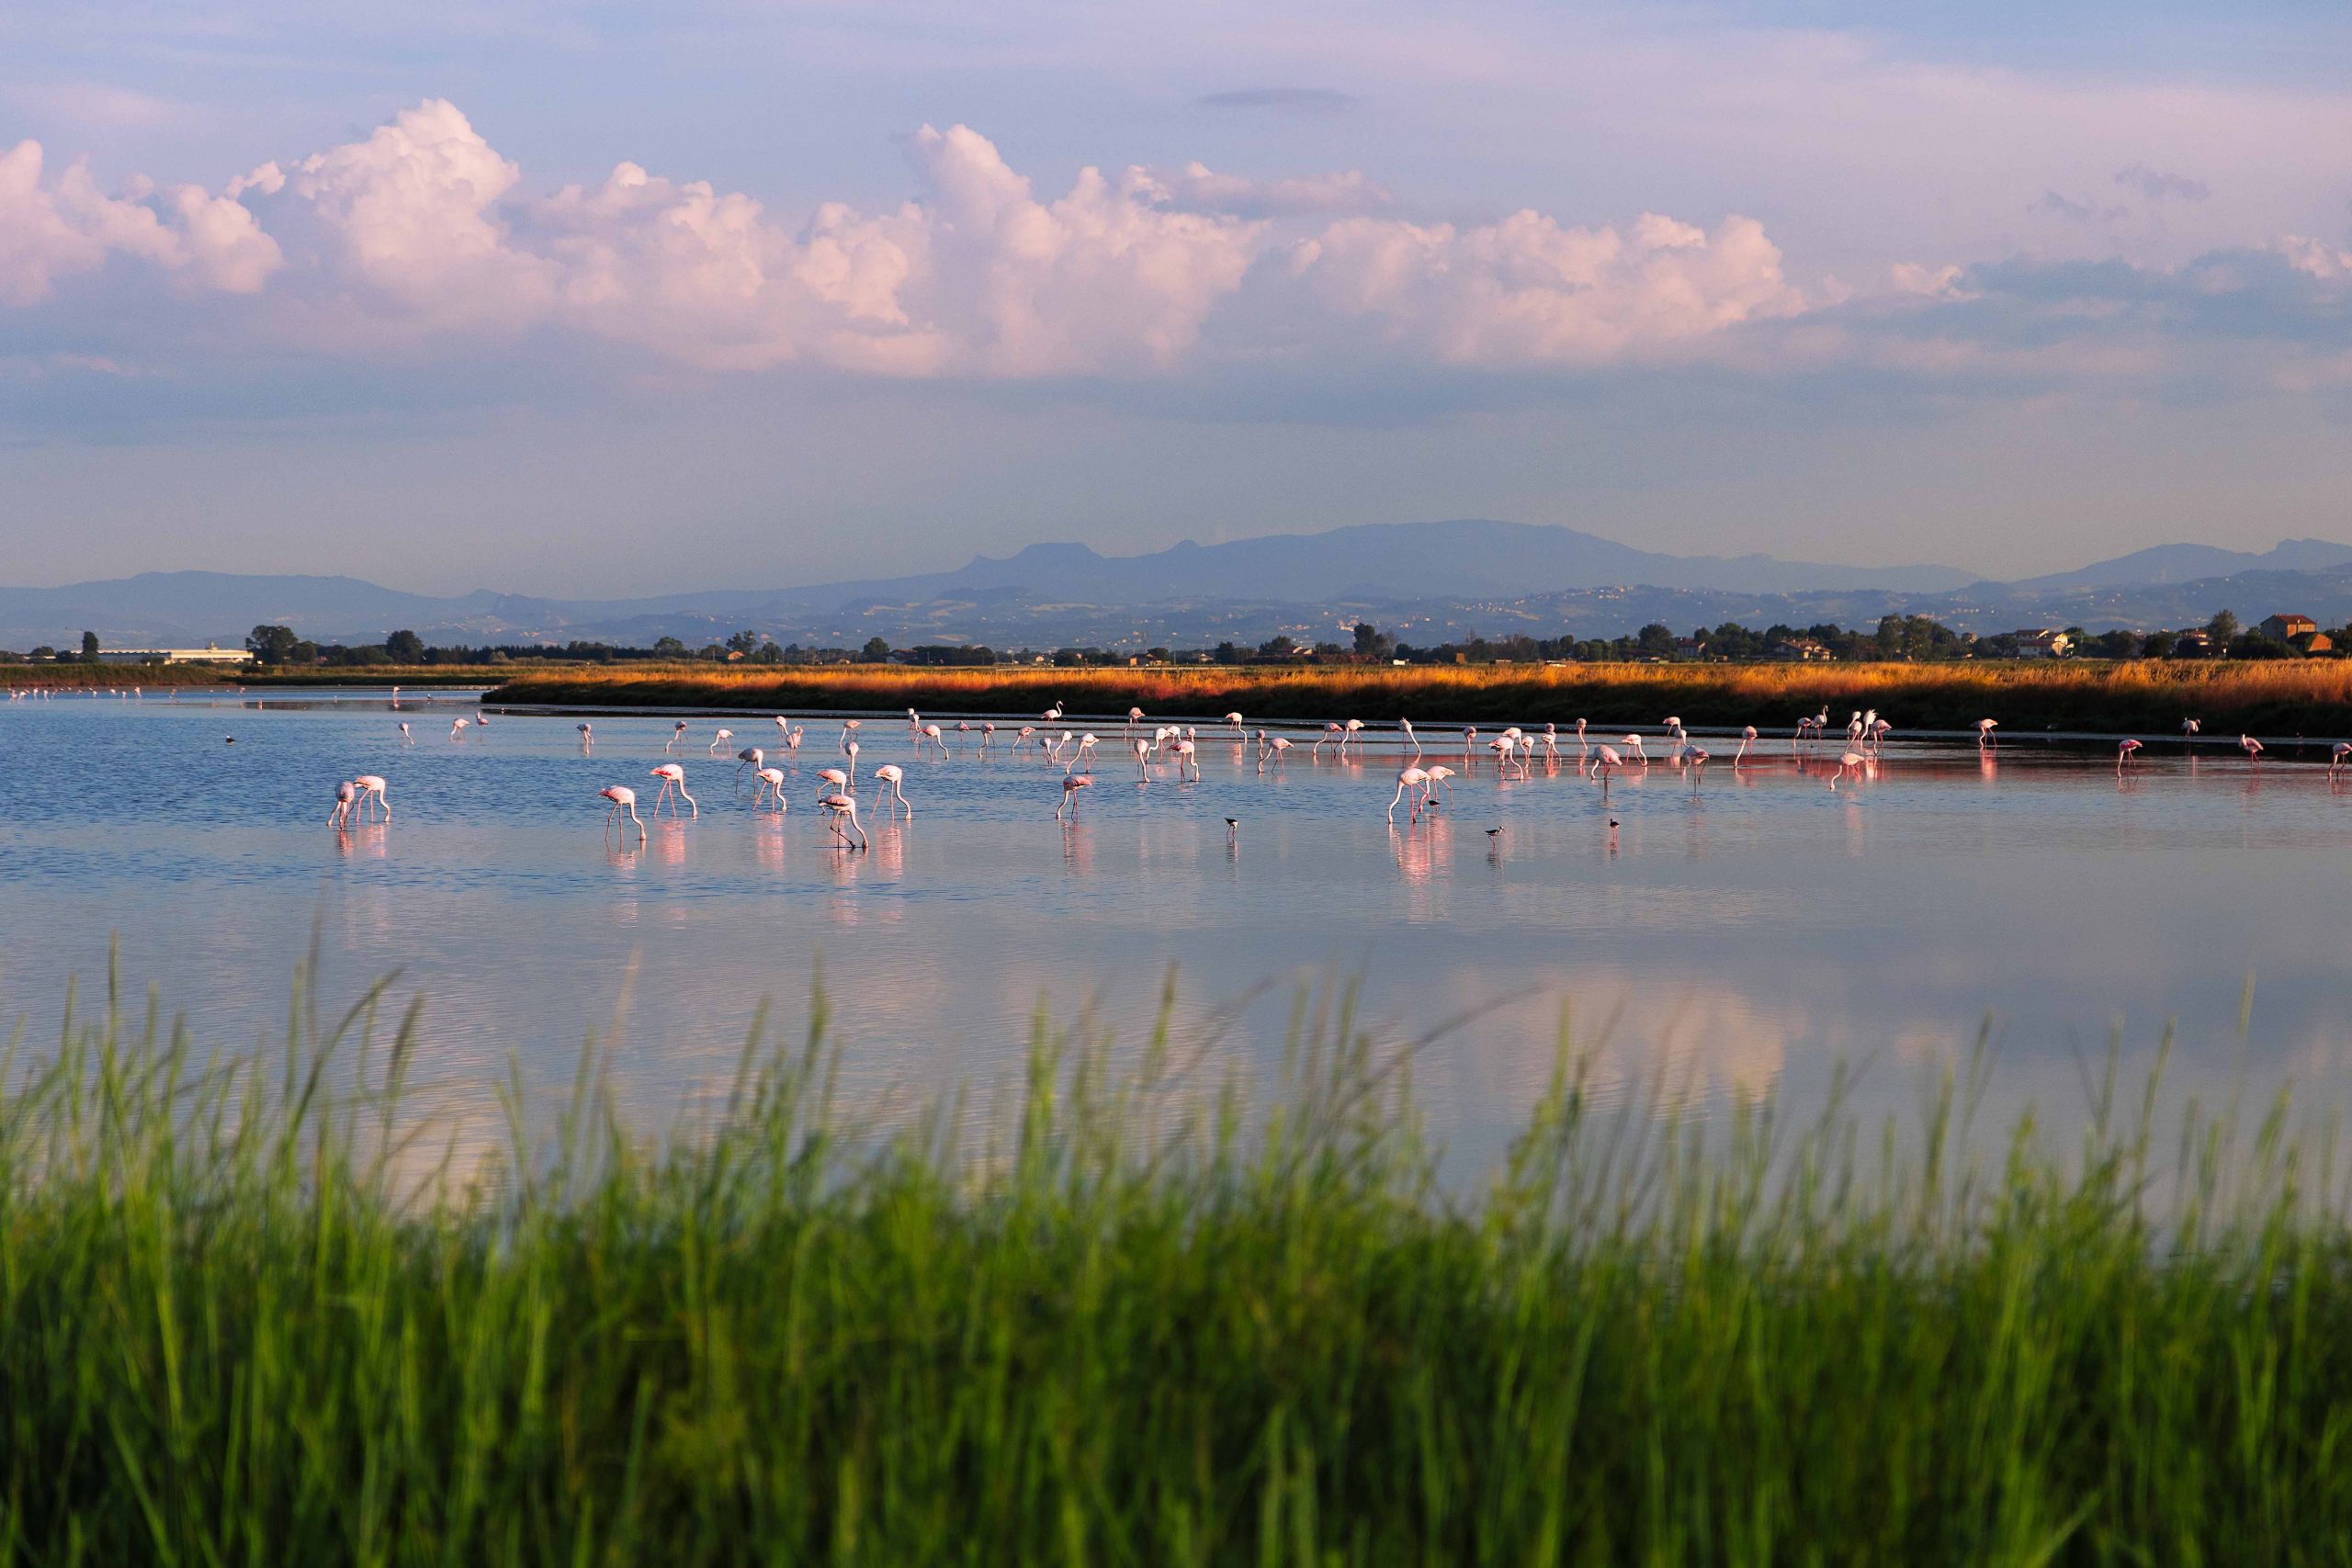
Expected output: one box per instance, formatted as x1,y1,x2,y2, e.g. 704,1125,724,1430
384,629,425,663
725,629,761,655
2141,630,2177,659
1213,641,1239,664
1259,635,1297,657
1146,647,1171,663
861,637,892,663
245,625,299,665
650,636,687,658
80,630,101,662
748,642,783,665
288,639,320,665
1634,623,1676,657
2207,610,2239,651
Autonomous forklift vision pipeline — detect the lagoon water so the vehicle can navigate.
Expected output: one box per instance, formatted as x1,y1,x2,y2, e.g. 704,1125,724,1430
5,689,2350,1165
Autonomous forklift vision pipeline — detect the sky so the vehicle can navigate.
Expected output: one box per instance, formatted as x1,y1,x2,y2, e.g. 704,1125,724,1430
3,1,2351,597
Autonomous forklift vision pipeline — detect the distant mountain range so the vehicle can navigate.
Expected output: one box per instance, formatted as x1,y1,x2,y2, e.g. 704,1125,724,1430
4,523,2349,651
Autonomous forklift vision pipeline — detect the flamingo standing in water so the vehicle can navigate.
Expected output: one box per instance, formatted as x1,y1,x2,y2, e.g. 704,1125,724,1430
1539,723,1560,763
839,719,861,756
1131,738,1152,780
1225,712,1245,739
734,746,764,788
601,785,646,841
869,764,911,818
1398,717,1421,759
1042,703,1063,723
2241,735,2265,765
2333,742,2352,779
782,725,804,758
2182,717,2201,751
1424,763,1456,803
2118,739,2143,770
1687,748,1709,787
707,728,734,754
1976,718,1997,750
449,716,469,739
667,721,688,752
1734,726,1758,766
1125,707,1145,739
399,722,412,744
1589,746,1623,798
1168,739,1199,781
577,722,594,749
1386,766,1430,822
844,739,861,784
1313,722,1344,760
649,762,696,817
816,791,867,849
980,720,998,753
1341,718,1366,757
1056,773,1093,819
1256,731,1291,773
918,723,949,759
1620,734,1648,766
753,767,789,812
329,781,356,828
1829,750,1869,791
817,766,849,793
352,774,390,821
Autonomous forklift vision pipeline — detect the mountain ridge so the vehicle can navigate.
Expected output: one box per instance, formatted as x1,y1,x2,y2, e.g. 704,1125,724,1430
2,522,2346,650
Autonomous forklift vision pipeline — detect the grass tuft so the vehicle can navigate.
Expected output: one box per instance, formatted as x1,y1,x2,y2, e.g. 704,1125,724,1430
2,964,2350,1562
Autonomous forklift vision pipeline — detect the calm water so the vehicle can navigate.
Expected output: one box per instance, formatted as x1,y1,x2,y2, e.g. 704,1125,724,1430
4,690,2350,1164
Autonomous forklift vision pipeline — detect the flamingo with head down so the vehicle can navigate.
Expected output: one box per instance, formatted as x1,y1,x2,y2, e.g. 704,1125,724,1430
649,762,696,817
869,764,911,818
817,791,868,849
1386,766,1430,821
2118,739,2143,770
1057,773,1092,818
601,785,646,841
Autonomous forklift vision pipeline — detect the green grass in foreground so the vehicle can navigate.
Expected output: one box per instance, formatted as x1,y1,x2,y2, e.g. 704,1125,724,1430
6,966,2352,1565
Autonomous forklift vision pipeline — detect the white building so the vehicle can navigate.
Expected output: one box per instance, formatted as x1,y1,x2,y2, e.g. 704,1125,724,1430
94,643,257,666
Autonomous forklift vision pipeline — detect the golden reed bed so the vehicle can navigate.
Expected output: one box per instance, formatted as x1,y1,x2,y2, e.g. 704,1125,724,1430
485,660,2352,736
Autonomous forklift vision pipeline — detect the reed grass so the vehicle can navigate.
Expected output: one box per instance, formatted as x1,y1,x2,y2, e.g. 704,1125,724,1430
486,659,2352,735
6,959,2352,1564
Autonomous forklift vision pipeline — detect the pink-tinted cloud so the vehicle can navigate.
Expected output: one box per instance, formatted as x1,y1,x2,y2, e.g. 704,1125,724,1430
0,137,277,304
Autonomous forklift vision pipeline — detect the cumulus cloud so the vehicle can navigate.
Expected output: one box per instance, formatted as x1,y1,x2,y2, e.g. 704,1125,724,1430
0,97,1832,378
1286,209,1806,366
2028,189,2129,225
0,138,279,304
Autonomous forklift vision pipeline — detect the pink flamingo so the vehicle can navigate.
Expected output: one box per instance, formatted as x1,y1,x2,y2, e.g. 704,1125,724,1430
1042,703,1063,723
2241,734,2264,765
577,723,594,748
329,781,356,828
1057,773,1093,819
980,720,999,752
1734,725,1758,765
1313,722,1344,759
839,719,861,755
1341,718,1366,756
399,722,412,744
1125,706,1145,739
920,723,948,758
753,767,789,812
352,774,390,821
1976,718,1997,750
1225,711,1245,739
2334,742,2351,779
1168,739,1199,781
734,746,763,787
1620,734,1647,766
843,739,861,784
2117,739,2143,770
869,763,911,818
601,785,646,841
707,728,733,754
1461,727,1479,768
449,716,469,739
1539,723,1560,762
1589,745,1623,798
1132,738,1152,780
1255,731,1291,773
666,720,687,752
649,762,696,818
1687,747,1709,787
1424,763,1455,802
1829,750,1869,791
816,791,867,848
1399,717,1421,759
817,765,849,792
1386,766,1430,821
782,725,804,757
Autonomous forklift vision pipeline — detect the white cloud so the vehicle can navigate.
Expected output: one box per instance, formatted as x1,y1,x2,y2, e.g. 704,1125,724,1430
0,98,1847,378
0,137,278,304
1287,208,1806,366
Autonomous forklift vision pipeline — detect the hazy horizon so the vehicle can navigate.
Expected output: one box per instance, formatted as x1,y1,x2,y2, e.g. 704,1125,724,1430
5,2,2348,597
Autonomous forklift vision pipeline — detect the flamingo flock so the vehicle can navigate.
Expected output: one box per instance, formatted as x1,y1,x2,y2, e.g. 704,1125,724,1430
282,694,2352,860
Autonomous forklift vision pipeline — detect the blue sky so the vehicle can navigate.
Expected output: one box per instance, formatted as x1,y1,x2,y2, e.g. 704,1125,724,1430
3,1,2349,595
